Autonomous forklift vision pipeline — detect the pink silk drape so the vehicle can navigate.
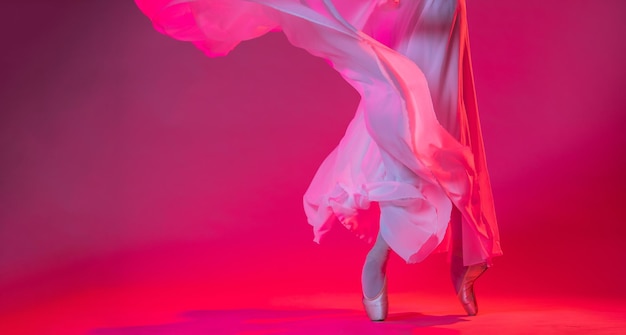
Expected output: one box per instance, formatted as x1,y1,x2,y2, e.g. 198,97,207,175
135,0,502,266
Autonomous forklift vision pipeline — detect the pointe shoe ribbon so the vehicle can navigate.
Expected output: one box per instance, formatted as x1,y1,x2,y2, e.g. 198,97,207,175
362,278,388,321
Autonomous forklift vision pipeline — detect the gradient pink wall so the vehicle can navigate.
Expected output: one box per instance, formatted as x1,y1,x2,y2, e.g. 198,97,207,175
1,0,625,309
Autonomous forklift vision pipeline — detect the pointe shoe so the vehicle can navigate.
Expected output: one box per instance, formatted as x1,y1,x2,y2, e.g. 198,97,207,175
452,261,487,316
362,278,388,321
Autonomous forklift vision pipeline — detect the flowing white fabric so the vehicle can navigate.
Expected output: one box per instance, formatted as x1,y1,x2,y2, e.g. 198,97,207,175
136,0,502,265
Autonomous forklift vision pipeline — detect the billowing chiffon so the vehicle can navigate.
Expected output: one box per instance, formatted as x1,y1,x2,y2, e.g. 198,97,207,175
136,0,502,265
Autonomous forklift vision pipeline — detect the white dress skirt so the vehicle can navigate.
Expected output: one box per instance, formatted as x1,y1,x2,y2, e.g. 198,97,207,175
136,0,502,266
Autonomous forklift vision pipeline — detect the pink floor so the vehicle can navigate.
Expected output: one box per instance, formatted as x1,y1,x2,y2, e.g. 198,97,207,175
1,239,626,334
2,278,625,334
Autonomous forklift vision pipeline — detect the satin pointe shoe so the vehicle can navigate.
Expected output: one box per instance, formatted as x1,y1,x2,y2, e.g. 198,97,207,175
362,278,388,321
451,260,488,316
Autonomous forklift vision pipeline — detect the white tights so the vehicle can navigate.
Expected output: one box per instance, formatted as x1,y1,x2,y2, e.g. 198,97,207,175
360,207,466,298
361,231,390,298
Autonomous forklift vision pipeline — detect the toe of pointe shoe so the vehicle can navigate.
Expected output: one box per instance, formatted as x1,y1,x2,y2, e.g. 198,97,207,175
453,263,487,316
362,279,388,321
457,285,478,316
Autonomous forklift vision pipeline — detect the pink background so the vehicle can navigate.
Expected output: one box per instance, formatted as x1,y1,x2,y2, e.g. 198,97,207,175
1,0,626,314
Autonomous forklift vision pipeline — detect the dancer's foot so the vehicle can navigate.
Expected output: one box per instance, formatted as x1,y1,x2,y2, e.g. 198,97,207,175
451,257,487,316
361,231,390,321
362,278,388,321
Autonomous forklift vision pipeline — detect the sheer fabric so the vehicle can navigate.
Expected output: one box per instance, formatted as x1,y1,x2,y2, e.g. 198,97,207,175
136,0,502,265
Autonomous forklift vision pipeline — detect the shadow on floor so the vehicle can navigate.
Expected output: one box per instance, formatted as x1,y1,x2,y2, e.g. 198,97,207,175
90,308,468,334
